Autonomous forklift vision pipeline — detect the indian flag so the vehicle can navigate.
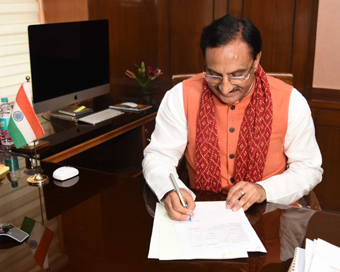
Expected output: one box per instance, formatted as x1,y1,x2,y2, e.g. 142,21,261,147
21,217,54,269
8,82,45,149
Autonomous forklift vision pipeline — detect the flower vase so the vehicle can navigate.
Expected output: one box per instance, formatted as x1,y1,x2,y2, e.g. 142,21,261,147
142,84,152,95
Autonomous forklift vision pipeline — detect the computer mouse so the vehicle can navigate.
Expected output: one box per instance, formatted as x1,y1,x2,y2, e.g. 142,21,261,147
54,176,79,187
120,102,138,108
52,166,79,181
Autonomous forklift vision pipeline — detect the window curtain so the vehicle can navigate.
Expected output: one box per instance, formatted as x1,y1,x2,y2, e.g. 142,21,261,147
0,0,41,103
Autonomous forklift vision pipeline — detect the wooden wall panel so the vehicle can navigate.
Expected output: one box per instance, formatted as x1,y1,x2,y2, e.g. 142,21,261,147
228,0,243,18
42,0,316,94
314,124,340,211
243,0,295,73
42,0,88,23
94,0,159,97
305,0,320,91
291,0,314,91
169,0,213,75
88,0,99,20
157,0,171,81
214,0,228,19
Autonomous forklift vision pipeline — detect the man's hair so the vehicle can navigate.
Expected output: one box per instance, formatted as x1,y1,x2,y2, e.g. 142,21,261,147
200,14,262,60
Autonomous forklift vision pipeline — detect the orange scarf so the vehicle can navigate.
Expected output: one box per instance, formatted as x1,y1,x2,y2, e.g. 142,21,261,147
195,65,273,192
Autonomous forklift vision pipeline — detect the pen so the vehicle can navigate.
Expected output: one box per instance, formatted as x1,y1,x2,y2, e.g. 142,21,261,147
169,173,191,221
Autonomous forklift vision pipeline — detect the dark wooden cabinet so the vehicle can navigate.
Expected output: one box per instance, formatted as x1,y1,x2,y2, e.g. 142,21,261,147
310,103,340,212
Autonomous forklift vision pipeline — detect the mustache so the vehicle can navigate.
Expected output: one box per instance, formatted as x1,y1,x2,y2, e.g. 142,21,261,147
214,85,241,93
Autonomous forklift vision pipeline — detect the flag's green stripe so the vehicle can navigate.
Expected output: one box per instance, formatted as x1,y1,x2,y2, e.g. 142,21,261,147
8,119,27,148
21,216,36,236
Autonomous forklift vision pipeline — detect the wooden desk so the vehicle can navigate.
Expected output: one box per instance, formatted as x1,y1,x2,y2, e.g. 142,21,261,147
38,163,340,272
36,95,159,178
0,95,158,271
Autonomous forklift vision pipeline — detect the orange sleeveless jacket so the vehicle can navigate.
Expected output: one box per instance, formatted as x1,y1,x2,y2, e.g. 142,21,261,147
183,74,292,194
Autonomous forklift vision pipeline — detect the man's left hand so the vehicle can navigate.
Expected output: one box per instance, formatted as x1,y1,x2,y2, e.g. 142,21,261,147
226,181,266,212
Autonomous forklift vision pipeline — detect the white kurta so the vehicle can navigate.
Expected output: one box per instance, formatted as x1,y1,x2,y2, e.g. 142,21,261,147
142,82,323,204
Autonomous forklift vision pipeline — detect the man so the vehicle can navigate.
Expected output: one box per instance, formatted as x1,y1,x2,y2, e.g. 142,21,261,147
142,14,323,221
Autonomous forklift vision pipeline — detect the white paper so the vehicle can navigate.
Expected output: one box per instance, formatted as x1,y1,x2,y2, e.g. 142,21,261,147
148,201,266,260
147,204,161,259
309,238,340,272
304,238,313,272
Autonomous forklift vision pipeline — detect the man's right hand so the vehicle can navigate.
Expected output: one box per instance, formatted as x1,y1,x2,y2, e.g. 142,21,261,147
164,189,195,221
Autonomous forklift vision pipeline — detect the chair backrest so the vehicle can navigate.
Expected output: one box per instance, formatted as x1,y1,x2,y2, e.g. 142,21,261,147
266,73,293,85
172,72,294,87
172,74,197,87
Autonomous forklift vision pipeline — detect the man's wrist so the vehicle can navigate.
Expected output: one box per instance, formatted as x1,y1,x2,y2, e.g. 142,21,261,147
254,184,267,203
163,190,174,200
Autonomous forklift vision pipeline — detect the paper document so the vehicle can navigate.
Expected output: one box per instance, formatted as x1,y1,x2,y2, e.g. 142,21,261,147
309,238,340,272
148,201,266,260
289,238,340,272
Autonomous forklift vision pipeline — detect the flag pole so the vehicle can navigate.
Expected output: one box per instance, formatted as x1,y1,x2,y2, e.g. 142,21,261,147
16,77,51,271
27,144,49,187
26,75,49,187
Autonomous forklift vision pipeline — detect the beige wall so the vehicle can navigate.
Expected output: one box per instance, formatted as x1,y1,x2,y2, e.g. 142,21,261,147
313,0,340,90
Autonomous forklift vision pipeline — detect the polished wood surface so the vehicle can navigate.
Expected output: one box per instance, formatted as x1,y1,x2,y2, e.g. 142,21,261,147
44,112,156,163
37,162,339,272
30,94,159,173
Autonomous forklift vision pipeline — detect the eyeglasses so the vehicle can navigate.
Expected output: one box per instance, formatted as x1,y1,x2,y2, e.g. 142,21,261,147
203,62,254,85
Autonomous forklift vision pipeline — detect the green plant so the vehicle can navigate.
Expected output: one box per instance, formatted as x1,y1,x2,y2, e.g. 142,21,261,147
125,62,162,94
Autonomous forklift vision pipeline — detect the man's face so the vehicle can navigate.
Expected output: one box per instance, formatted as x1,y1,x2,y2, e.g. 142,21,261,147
205,40,261,105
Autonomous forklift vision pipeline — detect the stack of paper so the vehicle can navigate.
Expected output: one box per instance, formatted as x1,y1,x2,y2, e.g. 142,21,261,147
109,103,152,112
289,238,340,272
148,201,266,260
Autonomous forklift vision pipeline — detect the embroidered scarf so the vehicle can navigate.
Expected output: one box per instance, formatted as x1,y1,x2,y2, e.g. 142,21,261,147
195,65,273,192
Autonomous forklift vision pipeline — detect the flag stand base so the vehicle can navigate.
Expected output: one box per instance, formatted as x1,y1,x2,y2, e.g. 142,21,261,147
27,173,49,187
12,140,50,152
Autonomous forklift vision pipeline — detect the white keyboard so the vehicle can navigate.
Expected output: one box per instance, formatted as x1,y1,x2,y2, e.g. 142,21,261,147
77,108,124,125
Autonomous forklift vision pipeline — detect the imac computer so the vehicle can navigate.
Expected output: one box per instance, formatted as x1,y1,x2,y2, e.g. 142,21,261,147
28,20,110,117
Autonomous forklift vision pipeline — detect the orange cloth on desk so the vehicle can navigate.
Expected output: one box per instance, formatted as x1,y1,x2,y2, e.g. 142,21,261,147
183,73,293,194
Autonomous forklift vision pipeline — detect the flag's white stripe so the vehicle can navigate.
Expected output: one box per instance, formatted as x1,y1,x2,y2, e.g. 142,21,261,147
28,221,45,256
12,102,36,143
22,81,32,105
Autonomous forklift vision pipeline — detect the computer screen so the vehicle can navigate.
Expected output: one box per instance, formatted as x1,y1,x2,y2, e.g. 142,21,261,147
28,20,110,114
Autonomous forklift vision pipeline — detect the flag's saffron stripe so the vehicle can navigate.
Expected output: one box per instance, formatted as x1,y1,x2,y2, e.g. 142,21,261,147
34,228,54,267
16,85,43,137
7,117,27,148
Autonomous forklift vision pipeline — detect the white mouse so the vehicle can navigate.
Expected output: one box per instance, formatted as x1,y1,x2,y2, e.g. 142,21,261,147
53,166,79,181
120,102,138,108
53,176,79,187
